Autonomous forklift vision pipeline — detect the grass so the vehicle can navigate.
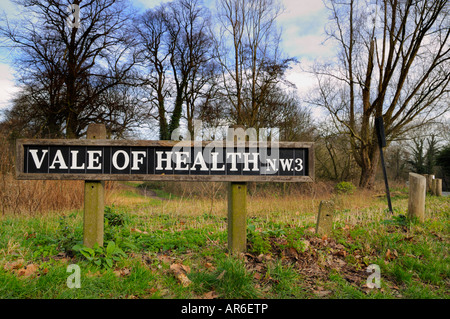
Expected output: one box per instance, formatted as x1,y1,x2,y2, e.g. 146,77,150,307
0,182,448,299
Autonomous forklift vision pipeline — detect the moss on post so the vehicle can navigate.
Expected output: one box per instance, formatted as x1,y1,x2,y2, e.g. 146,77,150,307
316,200,334,236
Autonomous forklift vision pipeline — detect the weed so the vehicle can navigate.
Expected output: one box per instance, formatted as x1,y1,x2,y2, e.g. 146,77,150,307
247,231,271,255
72,241,127,269
267,261,305,297
104,205,130,227
211,256,260,298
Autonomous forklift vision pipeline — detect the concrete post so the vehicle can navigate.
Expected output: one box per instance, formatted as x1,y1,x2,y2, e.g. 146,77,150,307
408,173,426,222
83,124,106,248
316,200,334,236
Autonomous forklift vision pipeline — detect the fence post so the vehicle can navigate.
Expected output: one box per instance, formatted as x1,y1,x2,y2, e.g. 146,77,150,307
316,200,334,236
408,173,426,222
433,178,442,196
426,174,434,193
228,182,247,254
83,124,106,248
227,125,247,254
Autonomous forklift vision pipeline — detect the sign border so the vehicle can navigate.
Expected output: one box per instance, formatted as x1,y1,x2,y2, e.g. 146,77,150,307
15,139,314,182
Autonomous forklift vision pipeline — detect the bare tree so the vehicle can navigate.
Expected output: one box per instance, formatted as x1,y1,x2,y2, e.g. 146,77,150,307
213,0,294,129
310,0,449,188
0,0,139,138
135,5,171,140
135,0,215,140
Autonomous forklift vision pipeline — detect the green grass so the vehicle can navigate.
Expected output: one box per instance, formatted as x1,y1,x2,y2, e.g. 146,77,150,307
0,185,448,299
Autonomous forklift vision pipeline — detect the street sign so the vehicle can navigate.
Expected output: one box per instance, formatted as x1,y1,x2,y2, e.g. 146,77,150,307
16,139,314,183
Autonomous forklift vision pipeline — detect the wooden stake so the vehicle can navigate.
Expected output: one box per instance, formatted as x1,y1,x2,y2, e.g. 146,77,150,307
83,124,106,248
227,124,247,254
228,182,247,254
408,173,426,222
426,174,434,193
433,178,442,196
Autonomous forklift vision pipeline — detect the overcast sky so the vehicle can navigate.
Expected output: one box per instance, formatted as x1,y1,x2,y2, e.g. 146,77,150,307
0,0,334,117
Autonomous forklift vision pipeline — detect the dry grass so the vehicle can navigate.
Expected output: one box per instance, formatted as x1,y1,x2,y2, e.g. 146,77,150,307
0,173,121,216
111,180,405,234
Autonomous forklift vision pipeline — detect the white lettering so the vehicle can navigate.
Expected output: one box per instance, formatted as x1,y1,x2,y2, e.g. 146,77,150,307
175,152,190,170
266,158,277,172
131,151,146,170
49,150,68,169
226,153,241,171
210,152,225,171
156,151,172,170
112,150,129,170
280,158,293,171
191,152,208,171
294,158,303,172
181,303,215,316
243,153,259,171
29,149,48,169
70,150,85,170
87,150,102,170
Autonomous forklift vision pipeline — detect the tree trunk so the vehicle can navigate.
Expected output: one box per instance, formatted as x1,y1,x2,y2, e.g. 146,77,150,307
65,109,79,139
358,145,379,189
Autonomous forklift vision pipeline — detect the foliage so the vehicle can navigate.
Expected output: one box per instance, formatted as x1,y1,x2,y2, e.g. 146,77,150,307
104,205,129,227
72,241,127,269
0,183,448,299
335,181,356,195
436,145,450,176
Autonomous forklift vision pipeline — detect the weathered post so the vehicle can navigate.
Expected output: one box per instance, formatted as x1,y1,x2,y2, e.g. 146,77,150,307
425,174,434,193
84,124,106,248
432,178,442,196
227,125,247,254
408,173,426,222
316,200,334,236
228,182,247,253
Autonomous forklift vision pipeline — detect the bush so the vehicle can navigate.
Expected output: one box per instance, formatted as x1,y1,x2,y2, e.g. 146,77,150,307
335,181,356,194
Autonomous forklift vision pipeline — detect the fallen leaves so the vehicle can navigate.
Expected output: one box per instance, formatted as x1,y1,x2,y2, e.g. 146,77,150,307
113,267,131,277
201,290,219,299
242,232,371,297
170,263,192,287
385,249,398,261
17,264,39,277
313,286,332,297
131,228,149,235
4,260,41,278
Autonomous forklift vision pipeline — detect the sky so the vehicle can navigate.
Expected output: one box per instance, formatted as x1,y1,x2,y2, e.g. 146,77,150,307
0,0,334,119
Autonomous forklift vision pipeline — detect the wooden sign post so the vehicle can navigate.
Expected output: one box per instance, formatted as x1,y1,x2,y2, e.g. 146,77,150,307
84,124,106,248
227,125,247,254
15,129,314,252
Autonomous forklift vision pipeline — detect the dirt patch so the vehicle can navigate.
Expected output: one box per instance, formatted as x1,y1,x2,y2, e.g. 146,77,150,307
244,234,370,295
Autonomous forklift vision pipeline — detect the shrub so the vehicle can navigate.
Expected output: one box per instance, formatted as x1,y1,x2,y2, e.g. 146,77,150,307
335,181,356,194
